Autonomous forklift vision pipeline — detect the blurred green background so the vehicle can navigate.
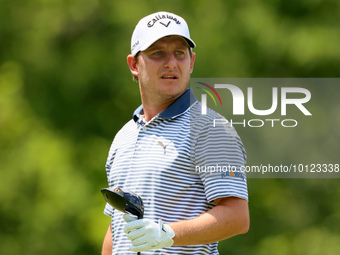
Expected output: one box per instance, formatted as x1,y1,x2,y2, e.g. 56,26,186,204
1,0,339,254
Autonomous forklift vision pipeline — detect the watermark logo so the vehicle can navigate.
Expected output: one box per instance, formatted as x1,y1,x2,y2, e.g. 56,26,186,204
195,164,246,180
196,82,222,114
193,80,312,128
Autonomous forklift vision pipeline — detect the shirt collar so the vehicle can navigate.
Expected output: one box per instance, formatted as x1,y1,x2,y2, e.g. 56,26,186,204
133,88,197,122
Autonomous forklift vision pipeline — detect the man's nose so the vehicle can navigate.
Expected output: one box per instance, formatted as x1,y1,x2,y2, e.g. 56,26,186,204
164,53,177,69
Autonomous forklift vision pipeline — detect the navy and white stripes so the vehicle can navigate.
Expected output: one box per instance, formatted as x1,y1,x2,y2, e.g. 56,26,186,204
104,89,248,255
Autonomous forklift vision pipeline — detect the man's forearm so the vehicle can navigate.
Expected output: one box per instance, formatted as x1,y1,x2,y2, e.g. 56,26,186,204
169,197,249,246
101,224,112,255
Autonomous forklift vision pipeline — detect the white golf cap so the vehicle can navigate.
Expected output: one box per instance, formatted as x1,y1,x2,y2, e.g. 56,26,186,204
131,11,196,56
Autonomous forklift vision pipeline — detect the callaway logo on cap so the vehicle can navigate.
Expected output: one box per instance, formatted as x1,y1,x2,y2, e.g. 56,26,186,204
131,11,196,56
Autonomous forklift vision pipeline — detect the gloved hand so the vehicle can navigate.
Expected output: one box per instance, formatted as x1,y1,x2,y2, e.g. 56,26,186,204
123,214,175,252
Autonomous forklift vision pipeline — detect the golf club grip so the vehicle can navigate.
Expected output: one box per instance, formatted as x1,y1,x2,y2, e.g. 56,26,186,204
137,215,143,254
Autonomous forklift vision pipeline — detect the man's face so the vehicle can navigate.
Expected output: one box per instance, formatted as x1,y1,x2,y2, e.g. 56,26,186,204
131,35,195,104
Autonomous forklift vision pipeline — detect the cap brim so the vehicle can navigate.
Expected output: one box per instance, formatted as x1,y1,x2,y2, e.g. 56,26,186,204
134,34,196,56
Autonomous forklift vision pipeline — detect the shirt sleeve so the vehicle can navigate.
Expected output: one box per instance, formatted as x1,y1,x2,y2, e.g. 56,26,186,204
104,203,114,217
192,111,248,202
103,138,117,217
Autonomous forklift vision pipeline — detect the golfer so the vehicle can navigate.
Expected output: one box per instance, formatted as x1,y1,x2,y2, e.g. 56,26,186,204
102,11,249,255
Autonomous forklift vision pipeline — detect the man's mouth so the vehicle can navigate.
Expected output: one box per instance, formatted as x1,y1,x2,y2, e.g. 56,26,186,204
162,76,177,79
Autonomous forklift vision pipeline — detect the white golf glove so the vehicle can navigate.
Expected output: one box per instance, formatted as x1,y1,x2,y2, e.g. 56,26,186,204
123,214,175,252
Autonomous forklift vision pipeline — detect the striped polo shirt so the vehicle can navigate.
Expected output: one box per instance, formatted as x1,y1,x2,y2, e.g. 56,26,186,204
104,88,248,255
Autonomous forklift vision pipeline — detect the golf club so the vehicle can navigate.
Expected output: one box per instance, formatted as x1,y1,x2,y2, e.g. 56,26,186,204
101,187,144,255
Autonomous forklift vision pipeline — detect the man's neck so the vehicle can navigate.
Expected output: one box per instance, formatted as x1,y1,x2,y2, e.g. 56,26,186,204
139,86,188,122
141,100,173,122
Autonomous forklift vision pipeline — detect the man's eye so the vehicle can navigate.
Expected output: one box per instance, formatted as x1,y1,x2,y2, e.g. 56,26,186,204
175,51,184,55
153,51,164,56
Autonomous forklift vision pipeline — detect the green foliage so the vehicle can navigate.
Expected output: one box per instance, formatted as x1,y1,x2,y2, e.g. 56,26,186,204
1,0,339,254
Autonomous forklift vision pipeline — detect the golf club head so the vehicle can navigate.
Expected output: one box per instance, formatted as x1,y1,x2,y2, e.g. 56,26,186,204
101,187,144,219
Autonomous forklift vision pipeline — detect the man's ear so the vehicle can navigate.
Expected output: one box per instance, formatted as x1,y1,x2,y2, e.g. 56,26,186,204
190,52,196,74
127,54,139,77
